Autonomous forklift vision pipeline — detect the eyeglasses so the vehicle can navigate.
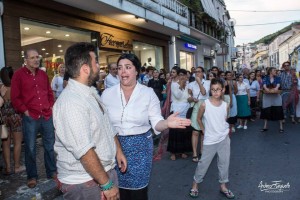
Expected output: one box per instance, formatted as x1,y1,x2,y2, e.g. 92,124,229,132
195,71,202,73
211,88,222,93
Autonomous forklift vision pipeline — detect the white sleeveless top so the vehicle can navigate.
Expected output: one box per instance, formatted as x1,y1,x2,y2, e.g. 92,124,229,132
203,99,229,145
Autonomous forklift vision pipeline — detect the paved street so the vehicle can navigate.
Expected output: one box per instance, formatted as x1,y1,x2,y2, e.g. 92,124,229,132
149,119,300,200
1,119,300,200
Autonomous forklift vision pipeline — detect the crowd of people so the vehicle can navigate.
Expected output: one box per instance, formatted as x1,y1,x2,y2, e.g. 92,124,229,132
0,42,300,199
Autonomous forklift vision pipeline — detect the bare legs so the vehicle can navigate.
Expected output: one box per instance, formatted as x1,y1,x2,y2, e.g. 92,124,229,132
2,136,11,174
2,132,23,174
262,120,283,131
262,119,268,129
13,132,23,170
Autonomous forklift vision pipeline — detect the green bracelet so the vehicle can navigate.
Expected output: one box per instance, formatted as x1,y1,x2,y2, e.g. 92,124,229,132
100,180,114,191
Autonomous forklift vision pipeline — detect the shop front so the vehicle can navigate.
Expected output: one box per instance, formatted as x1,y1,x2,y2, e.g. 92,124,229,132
175,36,200,71
3,0,169,78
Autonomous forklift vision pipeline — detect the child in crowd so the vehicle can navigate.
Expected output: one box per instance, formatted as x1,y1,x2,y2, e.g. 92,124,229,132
189,78,235,199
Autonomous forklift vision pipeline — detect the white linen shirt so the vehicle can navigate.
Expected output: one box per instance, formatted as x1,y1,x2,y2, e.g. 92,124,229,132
104,73,120,89
237,81,250,96
101,82,163,136
188,80,210,100
170,81,190,118
53,79,117,184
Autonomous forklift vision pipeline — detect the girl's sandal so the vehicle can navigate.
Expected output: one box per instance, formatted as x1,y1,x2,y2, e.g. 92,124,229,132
192,156,199,162
220,189,235,199
189,188,199,198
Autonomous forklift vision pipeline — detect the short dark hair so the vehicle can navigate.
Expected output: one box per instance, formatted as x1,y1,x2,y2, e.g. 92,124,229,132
140,66,146,72
267,67,276,75
146,66,155,73
64,42,96,79
211,66,219,71
1,66,14,87
171,66,180,74
196,66,205,73
207,72,216,80
218,70,225,76
281,61,291,68
225,71,231,76
178,68,187,75
117,53,141,77
211,78,224,88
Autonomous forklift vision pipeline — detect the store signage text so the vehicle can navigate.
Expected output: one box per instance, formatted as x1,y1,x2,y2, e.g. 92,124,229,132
184,43,197,50
100,33,133,50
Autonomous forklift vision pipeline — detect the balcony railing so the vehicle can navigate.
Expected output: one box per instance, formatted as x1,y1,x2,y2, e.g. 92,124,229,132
127,0,188,19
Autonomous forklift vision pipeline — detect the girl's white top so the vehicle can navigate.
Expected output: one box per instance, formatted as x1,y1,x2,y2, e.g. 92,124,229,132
203,99,229,145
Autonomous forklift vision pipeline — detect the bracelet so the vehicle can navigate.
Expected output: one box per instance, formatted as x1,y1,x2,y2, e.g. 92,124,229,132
99,180,114,191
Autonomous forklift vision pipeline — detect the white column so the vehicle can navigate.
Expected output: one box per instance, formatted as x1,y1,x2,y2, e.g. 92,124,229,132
169,36,176,71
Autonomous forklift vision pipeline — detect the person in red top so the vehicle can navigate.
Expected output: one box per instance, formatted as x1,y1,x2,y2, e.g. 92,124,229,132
11,49,57,188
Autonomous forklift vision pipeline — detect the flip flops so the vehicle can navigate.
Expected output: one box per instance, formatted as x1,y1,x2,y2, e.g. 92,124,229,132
189,188,199,198
192,156,199,162
14,165,26,174
220,189,235,199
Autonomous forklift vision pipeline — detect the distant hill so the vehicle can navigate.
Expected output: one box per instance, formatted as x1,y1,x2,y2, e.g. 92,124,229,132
254,22,300,44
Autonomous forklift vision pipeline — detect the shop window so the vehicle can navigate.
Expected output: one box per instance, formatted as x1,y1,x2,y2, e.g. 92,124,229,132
20,19,93,80
180,51,194,71
132,41,164,70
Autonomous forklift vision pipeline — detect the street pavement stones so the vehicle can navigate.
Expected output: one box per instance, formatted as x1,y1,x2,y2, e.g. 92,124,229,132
149,119,300,200
0,137,61,200
1,119,300,199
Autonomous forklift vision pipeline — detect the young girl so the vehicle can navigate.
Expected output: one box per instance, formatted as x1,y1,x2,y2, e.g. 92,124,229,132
189,79,235,199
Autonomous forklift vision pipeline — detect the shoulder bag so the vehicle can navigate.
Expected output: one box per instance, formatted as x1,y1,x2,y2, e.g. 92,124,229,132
186,92,201,119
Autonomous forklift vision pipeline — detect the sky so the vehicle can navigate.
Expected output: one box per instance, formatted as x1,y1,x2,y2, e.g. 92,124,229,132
224,0,300,46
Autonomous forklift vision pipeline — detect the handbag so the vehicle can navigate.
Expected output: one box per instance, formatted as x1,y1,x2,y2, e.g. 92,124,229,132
186,92,201,119
0,124,8,139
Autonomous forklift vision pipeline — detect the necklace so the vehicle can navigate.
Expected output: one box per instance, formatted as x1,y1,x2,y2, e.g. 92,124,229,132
120,87,129,124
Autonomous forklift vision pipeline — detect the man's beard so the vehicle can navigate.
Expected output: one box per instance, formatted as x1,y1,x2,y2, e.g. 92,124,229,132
88,67,99,86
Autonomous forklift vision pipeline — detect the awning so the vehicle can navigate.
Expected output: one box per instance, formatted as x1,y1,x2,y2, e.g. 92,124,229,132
177,35,201,45
200,0,219,22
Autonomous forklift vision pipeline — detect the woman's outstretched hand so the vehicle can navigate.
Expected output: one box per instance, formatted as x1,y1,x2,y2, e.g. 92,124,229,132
167,112,191,129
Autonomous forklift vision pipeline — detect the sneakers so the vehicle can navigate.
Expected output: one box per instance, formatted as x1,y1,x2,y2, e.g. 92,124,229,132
243,126,247,130
236,125,243,129
231,127,236,133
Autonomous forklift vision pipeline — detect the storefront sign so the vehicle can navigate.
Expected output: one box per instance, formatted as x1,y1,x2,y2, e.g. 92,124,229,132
184,43,197,50
100,33,133,50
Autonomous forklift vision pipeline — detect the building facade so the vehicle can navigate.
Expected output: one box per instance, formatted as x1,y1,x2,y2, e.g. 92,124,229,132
279,31,300,70
2,0,191,74
268,30,293,69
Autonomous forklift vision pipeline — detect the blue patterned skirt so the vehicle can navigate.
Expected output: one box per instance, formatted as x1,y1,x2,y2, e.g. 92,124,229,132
117,130,153,189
